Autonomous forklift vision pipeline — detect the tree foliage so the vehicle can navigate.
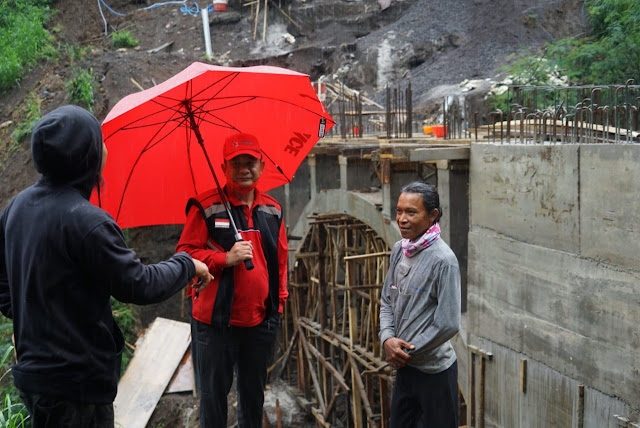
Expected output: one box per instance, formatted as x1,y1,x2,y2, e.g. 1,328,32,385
553,0,640,84
504,0,640,86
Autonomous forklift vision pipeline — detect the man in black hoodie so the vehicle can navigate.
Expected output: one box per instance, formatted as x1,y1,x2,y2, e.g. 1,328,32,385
0,105,213,427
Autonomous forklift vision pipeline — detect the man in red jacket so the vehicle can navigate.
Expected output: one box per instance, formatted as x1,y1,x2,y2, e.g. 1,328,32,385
176,132,288,428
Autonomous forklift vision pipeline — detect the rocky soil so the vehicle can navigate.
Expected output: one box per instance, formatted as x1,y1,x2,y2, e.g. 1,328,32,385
0,0,585,426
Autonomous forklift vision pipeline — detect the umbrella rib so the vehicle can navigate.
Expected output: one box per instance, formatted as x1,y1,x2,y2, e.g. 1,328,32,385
189,71,240,102
103,99,185,139
185,123,200,195
191,112,240,132
136,108,190,152
114,146,153,223
260,150,291,183
109,91,334,140
142,115,191,152
113,115,193,221
246,95,338,122
198,94,337,126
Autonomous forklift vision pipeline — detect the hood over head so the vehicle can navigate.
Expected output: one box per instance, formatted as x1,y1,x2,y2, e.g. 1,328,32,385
31,105,103,198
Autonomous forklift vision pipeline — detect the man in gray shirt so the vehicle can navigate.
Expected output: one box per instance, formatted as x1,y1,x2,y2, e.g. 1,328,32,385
379,181,461,427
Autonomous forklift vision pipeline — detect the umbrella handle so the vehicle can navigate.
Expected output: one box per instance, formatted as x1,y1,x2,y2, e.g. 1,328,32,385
186,104,254,270
233,232,254,271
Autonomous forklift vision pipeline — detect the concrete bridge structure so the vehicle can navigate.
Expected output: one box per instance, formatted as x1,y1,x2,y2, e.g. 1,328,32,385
269,135,640,428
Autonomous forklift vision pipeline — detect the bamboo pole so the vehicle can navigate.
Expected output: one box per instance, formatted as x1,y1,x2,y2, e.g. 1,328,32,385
298,324,326,413
262,0,268,42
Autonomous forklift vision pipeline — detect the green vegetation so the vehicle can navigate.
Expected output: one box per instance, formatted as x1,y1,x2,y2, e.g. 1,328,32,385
67,68,96,112
491,0,640,110
111,298,140,376
111,30,139,49
508,0,640,85
62,43,92,64
0,299,139,426
554,0,640,84
11,92,42,145
0,392,29,428
0,320,29,428
0,0,55,92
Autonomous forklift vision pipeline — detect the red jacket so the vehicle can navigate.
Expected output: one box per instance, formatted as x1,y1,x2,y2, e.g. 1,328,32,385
177,187,288,327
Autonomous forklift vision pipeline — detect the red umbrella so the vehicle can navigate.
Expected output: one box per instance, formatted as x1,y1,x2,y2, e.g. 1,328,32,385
91,62,334,230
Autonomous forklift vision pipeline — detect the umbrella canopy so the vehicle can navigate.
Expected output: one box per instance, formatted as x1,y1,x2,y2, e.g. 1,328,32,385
91,62,335,228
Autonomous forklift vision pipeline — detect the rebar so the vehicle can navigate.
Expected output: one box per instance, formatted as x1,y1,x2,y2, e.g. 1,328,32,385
458,84,640,144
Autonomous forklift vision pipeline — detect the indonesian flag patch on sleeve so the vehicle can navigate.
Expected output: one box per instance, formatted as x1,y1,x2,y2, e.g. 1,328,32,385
214,218,230,229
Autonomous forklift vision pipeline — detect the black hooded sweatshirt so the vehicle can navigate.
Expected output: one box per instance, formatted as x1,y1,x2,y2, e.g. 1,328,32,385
0,105,195,403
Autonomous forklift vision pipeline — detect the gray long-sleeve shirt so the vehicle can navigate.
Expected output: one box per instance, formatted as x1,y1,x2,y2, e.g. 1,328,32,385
379,238,461,373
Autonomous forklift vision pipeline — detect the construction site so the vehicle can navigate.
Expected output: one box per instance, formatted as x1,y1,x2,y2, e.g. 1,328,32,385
104,81,639,428
1,1,638,427
254,82,640,428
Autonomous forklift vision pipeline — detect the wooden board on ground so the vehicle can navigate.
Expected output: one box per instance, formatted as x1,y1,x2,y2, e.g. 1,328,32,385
114,317,191,428
165,348,195,394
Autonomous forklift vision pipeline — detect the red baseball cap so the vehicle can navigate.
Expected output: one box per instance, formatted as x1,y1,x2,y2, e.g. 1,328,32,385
223,133,262,160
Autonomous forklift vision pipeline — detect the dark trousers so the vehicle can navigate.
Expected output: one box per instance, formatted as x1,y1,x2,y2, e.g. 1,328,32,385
389,361,459,428
191,313,279,428
19,392,114,428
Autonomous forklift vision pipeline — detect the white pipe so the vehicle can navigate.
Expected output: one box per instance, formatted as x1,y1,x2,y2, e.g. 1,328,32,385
202,8,212,59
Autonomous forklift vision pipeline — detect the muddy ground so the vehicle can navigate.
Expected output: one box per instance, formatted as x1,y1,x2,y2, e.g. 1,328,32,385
0,0,585,426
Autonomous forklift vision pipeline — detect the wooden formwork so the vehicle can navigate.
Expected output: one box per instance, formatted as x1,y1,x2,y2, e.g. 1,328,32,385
274,213,392,427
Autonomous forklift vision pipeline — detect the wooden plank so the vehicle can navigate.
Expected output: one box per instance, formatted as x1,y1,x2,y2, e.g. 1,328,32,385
479,119,640,137
297,324,326,413
343,251,390,261
349,355,364,428
519,359,527,393
114,317,191,428
408,146,470,162
165,348,195,394
576,384,584,428
306,341,350,392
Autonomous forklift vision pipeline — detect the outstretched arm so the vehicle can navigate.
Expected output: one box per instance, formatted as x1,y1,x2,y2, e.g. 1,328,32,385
84,220,203,304
176,206,227,272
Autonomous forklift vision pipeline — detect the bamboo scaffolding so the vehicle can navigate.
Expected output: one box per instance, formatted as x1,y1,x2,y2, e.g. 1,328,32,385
274,215,392,427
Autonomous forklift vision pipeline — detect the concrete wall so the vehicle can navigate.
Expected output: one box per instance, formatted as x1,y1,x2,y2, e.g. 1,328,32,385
468,143,640,427
580,145,640,269
469,338,635,428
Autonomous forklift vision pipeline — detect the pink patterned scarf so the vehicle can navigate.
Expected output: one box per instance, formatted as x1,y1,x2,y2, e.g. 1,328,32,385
401,223,440,257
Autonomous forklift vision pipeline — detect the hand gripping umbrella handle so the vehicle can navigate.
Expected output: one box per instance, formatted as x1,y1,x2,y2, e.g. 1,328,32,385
234,233,255,271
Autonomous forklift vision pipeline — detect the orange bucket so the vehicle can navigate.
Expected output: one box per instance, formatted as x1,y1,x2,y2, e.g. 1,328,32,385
423,125,433,135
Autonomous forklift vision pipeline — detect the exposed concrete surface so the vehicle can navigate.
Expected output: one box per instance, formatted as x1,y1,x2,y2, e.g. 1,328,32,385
470,143,580,253
580,145,640,269
466,337,635,428
468,229,640,409
467,143,640,426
